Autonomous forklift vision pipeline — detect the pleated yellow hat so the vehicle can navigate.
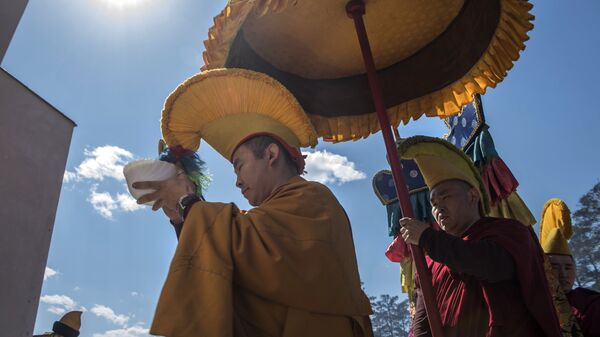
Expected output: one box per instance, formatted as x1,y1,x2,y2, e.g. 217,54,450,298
161,68,318,163
51,311,81,337
398,136,490,214
540,198,572,256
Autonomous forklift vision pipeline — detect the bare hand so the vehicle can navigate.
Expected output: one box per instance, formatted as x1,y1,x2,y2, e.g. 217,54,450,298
399,217,429,246
133,173,195,211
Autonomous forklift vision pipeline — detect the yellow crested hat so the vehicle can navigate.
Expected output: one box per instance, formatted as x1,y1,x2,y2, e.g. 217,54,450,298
161,68,318,162
398,136,490,214
51,311,81,337
540,198,572,256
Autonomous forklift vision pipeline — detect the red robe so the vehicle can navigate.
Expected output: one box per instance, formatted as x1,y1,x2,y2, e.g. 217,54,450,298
413,217,562,337
567,287,600,337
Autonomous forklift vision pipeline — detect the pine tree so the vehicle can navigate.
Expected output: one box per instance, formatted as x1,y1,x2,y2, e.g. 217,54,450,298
370,295,410,337
571,181,600,289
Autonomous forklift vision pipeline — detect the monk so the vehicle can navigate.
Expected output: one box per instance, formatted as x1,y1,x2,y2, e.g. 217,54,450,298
133,69,373,337
34,311,81,337
540,198,600,337
397,136,562,337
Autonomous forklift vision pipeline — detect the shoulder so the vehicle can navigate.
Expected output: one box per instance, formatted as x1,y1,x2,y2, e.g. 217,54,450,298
480,217,527,228
468,217,539,250
569,287,600,299
285,176,338,200
471,217,530,236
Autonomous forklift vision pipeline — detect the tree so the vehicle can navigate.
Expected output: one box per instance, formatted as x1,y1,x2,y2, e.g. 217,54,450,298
571,181,600,289
369,294,411,337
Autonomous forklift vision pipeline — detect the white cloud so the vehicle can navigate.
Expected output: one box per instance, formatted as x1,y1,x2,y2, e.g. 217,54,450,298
92,326,150,337
89,185,118,219
302,150,366,185
76,146,133,181
63,170,79,183
62,145,146,219
88,185,144,219
91,304,130,327
44,267,58,281
117,193,144,212
40,294,76,311
130,292,138,296
48,306,66,315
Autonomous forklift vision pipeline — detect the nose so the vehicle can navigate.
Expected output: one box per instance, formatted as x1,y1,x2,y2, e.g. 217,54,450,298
236,175,243,189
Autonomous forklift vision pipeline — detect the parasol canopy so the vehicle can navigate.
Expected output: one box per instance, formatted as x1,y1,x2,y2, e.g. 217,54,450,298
202,0,534,142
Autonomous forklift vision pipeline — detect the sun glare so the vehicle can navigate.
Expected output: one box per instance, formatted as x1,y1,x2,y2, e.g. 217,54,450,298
102,0,146,10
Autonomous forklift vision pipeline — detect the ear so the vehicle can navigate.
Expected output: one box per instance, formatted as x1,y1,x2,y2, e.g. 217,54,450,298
265,143,280,166
468,187,480,207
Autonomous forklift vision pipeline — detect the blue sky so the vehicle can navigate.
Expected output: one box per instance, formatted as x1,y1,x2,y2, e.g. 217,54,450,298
3,1,599,336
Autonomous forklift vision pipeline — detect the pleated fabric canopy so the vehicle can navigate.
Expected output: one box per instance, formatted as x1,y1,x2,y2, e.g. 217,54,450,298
201,0,534,142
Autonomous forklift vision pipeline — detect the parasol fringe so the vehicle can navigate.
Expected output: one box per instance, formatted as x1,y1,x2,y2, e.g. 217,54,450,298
202,0,534,143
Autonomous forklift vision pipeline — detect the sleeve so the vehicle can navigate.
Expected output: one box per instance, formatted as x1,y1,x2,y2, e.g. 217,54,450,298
418,227,516,282
411,288,433,337
569,288,600,337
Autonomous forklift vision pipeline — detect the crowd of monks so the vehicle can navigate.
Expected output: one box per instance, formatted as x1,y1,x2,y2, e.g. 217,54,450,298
37,69,599,337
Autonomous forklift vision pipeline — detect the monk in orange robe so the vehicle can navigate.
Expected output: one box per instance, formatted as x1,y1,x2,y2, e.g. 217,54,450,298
133,69,373,337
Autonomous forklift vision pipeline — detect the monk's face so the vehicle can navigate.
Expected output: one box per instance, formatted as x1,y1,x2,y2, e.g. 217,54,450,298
548,254,576,292
430,179,480,236
232,144,272,206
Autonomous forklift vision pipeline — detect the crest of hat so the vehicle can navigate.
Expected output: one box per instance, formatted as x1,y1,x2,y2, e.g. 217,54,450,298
540,198,572,256
398,136,490,214
161,68,318,160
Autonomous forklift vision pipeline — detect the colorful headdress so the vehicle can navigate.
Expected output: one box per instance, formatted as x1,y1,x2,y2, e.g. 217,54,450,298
443,94,536,226
398,136,490,214
540,198,572,256
161,68,317,171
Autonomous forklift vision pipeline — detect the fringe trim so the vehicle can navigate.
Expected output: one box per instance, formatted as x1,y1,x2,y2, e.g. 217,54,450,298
161,68,318,152
201,0,298,71
397,136,491,214
201,0,534,142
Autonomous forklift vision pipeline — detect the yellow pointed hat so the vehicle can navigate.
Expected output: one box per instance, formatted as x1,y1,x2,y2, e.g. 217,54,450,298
161,68,318,163
52,311,81,337
540,198,572,256
398,136,490,214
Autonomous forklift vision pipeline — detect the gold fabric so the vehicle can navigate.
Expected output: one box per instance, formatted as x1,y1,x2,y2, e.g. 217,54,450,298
59,311,81,331
241,0,464,79
202,0,534,142
150,176,373,337
398,136,490,214
540,198,573,256
488,191,537,226
161,68,317,157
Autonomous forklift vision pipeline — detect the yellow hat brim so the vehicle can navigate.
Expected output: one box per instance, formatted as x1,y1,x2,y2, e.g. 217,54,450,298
398,136,490,214
540,198,572,255
161,68,318,160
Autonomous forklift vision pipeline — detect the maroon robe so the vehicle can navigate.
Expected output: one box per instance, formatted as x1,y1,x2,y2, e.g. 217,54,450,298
412,217,562,337
567,287,600,337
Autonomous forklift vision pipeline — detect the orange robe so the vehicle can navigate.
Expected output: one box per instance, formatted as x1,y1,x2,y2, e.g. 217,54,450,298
150,176,373,337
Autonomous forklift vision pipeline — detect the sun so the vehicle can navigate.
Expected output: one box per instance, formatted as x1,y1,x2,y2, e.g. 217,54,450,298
102,0,146,9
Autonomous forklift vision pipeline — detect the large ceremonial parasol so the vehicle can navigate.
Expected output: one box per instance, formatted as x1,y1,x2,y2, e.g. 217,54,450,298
201,1,534,335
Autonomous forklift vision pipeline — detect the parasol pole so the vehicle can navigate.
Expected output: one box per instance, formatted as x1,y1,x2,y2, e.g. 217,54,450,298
346,1,444,336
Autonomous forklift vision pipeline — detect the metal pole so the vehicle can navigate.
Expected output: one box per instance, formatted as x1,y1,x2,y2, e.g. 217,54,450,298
345,2,444,336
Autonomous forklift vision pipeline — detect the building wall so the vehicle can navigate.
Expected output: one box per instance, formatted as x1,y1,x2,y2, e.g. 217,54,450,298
0,68,75,337
0,0,29,61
